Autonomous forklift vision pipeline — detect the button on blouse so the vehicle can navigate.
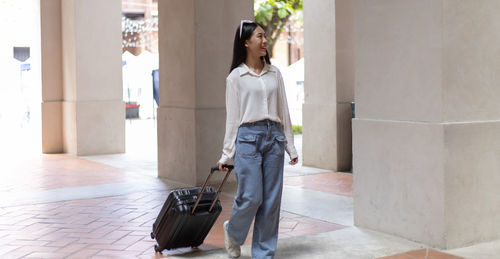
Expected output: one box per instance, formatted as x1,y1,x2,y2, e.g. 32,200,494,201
219,63,298,164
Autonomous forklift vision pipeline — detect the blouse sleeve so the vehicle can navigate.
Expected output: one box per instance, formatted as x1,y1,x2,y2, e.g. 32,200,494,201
277,70,298,160
218,77,240,164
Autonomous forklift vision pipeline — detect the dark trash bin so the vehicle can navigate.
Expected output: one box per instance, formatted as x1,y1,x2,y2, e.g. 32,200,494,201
126,102,140,119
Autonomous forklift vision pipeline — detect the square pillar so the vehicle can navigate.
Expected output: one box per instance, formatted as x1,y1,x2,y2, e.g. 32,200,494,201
41,0,125,155
157,0,253,185
62,0,125,155
354,0,500,249
41,0,63,153
303,0,354,171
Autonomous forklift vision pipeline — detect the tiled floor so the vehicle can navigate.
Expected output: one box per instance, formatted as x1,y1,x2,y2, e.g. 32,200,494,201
379,249,465,259
0,153,349,258
283,172,353,197
0,120,467,259
1,154,142,192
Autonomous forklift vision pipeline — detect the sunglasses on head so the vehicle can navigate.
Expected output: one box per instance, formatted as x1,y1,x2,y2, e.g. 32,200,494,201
240,20,254,38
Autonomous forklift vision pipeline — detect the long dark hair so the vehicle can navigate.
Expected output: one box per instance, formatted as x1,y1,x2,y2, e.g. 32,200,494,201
229,21,271,73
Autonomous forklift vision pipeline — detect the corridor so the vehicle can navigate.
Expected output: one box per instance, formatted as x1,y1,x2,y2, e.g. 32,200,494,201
0,132,480,258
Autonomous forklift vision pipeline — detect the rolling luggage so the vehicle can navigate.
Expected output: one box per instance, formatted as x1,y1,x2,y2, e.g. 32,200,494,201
151,164,234,253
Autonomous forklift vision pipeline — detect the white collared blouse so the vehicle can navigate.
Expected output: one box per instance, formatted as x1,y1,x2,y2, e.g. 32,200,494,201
218,63,298,164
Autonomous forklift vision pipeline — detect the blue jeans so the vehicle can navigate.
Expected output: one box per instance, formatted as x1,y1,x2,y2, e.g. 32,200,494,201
227,120,286,259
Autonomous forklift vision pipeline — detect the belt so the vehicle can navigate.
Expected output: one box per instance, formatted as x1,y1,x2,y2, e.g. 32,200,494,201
240,119,280,127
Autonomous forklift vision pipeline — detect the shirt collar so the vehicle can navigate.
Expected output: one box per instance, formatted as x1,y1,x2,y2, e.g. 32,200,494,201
238,63,275,77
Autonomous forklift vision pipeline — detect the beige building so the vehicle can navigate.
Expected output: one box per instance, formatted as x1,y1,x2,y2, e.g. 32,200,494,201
38,0,500,251
272,14,304,67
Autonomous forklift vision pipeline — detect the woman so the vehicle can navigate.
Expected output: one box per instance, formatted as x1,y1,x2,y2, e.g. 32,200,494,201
217,20,298,259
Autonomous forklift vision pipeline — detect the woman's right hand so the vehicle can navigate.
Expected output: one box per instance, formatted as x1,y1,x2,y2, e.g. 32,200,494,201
217,162,229,171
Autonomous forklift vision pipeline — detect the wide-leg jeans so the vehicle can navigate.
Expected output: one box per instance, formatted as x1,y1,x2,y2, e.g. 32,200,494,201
226,120,286,259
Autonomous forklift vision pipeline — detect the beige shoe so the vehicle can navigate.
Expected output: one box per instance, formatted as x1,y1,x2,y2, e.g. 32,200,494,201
224,220,241,258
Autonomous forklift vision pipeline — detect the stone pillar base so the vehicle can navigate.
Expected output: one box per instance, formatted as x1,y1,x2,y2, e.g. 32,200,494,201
42,101,63,153
303,103,338,170
353,118,500,249
157,107,196,185
195,108,236,186
62,100,125,156
157,107,237,186
336,102,353,171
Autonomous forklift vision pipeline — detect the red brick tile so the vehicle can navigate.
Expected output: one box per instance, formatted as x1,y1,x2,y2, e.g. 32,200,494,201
0,245,21,256
405,248,427,257
77,238,116,245
70,216,98,225
122,212,149,221
125,240,155,252
279,219,298,230
24,252,71,258
284,172,353,197
8,239,50,247
45,237,79,247
27,229,62,240
87,244,129,250
86,220,111,229
280,211,303,219
426,249,464,259
65,248,100,258
101,230,131,240
2,245,59,258
96,249,141,257
379,249,465,259
37,231,70,241
114,235,144,246
20,223,54,233
128,230,151,236
2,214,35,225
14,217,40,226
89,225,120,235
378,255,413,259
55,243,89,254
58,227,94,233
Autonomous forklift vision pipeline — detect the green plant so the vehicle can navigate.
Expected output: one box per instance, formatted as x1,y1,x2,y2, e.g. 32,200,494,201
254,0,303,57
292,125,302,135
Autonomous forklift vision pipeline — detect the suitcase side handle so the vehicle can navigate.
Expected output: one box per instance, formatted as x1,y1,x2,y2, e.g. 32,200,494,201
191,164,234,214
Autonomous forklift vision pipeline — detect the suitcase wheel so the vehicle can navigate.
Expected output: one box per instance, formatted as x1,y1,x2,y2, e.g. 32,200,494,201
154,244,162,253
150,232,155,239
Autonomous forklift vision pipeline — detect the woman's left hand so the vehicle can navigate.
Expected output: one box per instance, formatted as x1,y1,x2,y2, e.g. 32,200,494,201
289,157,298,165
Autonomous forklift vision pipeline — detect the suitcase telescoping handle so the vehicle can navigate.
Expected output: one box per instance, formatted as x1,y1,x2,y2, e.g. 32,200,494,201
191,164,234,214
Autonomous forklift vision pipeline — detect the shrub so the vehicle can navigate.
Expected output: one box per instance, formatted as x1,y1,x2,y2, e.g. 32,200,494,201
292,125,302,135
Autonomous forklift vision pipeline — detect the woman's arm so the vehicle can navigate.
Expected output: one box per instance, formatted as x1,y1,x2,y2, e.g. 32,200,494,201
218,77,240,165
276,70,298,162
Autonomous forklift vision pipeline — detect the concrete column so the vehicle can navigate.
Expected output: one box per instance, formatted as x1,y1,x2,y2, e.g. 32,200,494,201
41,0,63,153
157,0,253,185
303,0,354,171
353,0,500,249
41,0,125,155
335,0,355,171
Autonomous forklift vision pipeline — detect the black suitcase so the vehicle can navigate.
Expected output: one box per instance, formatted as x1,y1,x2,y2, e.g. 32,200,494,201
151,165,234,253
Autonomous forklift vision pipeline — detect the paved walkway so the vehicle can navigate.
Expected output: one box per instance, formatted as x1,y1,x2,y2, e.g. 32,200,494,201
0,153,354,258
0,119,498,258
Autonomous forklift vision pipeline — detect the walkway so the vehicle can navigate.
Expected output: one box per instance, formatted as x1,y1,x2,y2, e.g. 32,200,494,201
0,119,498,258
